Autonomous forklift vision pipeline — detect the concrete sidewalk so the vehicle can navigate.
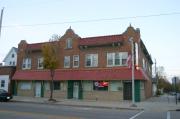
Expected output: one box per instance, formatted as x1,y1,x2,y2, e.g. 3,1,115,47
11,95,180,111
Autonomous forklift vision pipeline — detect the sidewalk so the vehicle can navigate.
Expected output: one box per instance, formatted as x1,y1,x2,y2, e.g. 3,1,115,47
11,95,180,111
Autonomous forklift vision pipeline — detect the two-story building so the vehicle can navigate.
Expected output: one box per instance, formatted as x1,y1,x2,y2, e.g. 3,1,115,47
12,25,153,102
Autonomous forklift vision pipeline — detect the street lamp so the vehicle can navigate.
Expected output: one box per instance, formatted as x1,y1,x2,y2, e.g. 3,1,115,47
129,37,136,107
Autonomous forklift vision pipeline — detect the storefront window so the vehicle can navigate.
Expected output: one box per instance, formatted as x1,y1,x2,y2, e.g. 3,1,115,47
110,81,122,91
83,81,92,91
53,81,61,90
93,81,108,91
20,82,31,90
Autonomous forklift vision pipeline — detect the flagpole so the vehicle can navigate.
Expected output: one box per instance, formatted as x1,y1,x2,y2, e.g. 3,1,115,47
0,7,4,39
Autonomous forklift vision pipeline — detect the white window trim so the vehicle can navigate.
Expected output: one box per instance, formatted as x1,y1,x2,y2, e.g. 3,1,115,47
73,55,79,68
22,58,31,70
107,52,128,67
85,54,98,67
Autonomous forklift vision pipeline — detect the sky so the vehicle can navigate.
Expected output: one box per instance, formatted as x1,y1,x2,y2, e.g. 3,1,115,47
0,0,180,81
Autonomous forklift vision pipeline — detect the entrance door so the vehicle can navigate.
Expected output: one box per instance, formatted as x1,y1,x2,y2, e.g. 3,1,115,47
73,82,79,99
123,82,132,100
35,82,41,97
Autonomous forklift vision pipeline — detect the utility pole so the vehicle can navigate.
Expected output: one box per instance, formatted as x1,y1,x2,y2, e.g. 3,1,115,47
129,37,136,107
0,7,4,39
155,59,158,95
174,77,177,105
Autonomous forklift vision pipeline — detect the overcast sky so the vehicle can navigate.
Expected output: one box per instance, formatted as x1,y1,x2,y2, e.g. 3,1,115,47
0,0,180,81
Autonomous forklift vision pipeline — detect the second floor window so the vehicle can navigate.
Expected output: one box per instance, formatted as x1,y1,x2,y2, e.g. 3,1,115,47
64,56,70,68
107,52,128,67
85,54,98,67
37,57,43,69
73,55,79,67
22,58,31,69
66,38,72,49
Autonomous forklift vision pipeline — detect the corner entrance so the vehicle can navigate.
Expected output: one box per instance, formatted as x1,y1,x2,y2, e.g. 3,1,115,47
123,82,132,100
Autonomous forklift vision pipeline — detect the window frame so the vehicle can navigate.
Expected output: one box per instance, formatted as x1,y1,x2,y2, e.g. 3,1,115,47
85,54,98,67
22,58,31,70
64,56,70,68
53,81,61,90
37,57,44,69
73,55,79,68
107,52,128,67
20,82,31,90
66,38,72,49
12,54,14,58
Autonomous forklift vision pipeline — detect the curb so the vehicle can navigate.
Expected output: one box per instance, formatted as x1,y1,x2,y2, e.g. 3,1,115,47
11,100,143,111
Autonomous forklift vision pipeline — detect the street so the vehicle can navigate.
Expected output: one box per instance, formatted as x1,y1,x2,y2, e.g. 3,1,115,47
0,101,180,119
0,102,139,119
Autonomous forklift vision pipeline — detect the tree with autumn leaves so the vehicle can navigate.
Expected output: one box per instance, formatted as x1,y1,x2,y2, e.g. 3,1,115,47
42,35,60,101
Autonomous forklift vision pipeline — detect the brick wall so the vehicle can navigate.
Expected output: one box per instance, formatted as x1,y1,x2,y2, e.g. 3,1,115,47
16,26,150,72
83,91,123,101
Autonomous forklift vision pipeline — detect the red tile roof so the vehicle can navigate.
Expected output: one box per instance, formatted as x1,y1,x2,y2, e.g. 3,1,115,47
25,34,125,50
79,35,124,46
12,68,147,81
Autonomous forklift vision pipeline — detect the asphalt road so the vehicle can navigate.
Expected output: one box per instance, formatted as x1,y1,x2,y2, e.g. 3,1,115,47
0,102,179,119
0,102,139,119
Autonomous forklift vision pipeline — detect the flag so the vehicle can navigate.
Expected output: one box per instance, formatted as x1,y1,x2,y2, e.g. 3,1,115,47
126,54,132,68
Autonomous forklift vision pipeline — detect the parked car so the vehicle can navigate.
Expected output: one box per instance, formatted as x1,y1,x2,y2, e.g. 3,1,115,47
169,92,176,96
177,93,180,101
0,89,13,102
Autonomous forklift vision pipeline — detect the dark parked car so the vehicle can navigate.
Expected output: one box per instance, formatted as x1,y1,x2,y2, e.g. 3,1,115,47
0,89,13,102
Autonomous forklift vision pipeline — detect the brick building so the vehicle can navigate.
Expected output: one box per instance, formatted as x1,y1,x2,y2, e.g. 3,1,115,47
12,26,153,102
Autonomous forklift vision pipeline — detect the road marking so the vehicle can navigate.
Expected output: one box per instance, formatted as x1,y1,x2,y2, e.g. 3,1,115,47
167,111,170,119
129,110,144,119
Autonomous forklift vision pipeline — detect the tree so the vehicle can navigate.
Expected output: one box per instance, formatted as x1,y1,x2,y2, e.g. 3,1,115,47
156,66,173,94
42,35,60,101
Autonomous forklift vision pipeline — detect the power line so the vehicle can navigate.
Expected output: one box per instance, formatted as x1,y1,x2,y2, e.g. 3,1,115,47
2,11,180,28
